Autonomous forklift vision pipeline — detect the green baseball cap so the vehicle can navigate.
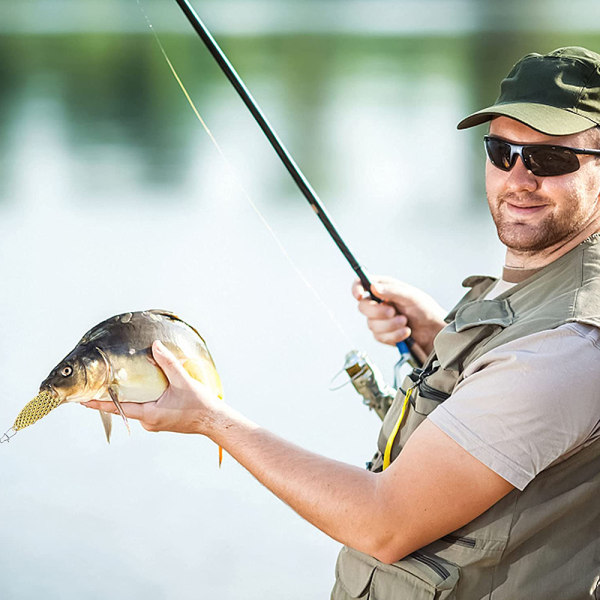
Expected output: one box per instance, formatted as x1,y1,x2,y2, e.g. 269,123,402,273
457,46,600,135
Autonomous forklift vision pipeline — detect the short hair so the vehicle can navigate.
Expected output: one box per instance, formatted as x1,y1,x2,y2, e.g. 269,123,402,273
586,126,600,149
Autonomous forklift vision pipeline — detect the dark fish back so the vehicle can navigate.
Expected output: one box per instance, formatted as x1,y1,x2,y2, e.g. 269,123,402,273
75,310,209,358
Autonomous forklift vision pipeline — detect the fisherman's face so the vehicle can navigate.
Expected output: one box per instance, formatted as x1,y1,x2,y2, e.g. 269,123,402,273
486,117,600,254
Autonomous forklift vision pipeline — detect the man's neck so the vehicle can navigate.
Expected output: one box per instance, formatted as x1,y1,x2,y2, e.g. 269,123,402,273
502,266,541,283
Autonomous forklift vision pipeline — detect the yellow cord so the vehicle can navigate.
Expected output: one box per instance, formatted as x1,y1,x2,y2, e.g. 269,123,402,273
382,387,413,470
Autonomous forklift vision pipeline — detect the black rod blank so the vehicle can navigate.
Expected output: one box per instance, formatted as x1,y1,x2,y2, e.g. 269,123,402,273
173,0,373,292
171,0,419,365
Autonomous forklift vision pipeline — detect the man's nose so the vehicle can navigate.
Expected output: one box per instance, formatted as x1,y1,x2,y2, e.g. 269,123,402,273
505,155,538,192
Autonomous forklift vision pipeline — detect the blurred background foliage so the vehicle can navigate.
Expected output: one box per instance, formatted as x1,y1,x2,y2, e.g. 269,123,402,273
1,0,599,207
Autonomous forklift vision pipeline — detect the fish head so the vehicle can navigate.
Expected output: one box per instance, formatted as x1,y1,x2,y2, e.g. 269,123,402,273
39,346,109,403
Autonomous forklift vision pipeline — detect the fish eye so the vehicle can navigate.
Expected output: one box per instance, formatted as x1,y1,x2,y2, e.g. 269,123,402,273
61,366,73,377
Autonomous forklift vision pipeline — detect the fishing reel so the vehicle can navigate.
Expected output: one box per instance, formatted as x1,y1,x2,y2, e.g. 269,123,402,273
338,350,397,421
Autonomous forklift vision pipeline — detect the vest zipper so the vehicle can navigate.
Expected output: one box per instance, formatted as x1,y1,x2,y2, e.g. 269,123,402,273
411,551,450,580
441,534,477,548
409,365,451,403
418,380,451,403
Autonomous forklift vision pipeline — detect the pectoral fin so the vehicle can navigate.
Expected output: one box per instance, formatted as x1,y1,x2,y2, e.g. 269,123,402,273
99,410,112,443
108,386,131,435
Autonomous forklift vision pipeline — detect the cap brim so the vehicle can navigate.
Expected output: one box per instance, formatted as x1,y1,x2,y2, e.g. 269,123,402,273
457,103,598,135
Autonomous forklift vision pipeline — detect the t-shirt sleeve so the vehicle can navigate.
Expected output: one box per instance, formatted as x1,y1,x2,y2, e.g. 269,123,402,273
428,322,600,490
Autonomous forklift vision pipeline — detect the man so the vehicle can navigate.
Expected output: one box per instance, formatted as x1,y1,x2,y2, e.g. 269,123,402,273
85,47,600,598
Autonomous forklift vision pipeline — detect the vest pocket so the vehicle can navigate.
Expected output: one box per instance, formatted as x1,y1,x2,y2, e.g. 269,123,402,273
412,552,452,579
333,547,460,600
440,534,477,548
413,381,451,416
418,380,451,404
334,547,376,598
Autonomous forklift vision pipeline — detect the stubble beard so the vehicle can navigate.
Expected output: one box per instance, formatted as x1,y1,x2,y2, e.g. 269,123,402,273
489,192,589,254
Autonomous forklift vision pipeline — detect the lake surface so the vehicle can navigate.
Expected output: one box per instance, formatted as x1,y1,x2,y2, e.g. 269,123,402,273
0,7,598,598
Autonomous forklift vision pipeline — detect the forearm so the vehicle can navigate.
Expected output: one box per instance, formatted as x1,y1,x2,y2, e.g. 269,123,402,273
208,404,391,558
84,342,512,565
206,406,513,565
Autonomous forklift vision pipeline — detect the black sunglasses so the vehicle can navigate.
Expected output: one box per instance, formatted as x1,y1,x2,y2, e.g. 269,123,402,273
484,135,600,177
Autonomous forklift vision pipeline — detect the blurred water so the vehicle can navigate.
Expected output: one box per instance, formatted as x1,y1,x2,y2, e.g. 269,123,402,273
0,7,599,599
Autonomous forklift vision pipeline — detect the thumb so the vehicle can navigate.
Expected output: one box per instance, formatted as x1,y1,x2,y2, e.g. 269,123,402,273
152,340,189,386
370,282,393,301
370,281,412,310
352,279,366,300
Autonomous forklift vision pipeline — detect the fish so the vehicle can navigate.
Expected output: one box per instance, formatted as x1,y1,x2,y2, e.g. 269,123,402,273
2,310,223,455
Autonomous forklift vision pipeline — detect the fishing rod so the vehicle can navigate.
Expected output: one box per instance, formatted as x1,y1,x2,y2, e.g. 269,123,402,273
171,0,421,368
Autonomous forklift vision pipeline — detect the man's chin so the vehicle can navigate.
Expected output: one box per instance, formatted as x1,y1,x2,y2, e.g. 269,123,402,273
497,223,558,253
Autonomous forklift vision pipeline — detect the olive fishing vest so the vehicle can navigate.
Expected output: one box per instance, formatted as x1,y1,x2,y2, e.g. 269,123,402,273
332,235,600,600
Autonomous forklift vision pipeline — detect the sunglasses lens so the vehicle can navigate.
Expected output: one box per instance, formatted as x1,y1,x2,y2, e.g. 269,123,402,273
485,138,514,171
526,146,580,176
485,137,583,176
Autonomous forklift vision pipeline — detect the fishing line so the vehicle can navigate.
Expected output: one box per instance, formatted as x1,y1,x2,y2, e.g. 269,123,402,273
136,0,354,347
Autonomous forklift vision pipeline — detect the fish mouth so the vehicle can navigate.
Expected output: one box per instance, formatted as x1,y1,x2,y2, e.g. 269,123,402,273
38,384,65,405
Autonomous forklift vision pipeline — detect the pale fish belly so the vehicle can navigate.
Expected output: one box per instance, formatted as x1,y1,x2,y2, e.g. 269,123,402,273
109,352,168,403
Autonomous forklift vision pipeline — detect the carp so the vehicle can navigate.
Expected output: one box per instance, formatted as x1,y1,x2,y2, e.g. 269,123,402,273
1,310,223,448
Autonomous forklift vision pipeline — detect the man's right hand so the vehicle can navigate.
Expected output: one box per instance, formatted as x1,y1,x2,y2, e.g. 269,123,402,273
352,276,448,356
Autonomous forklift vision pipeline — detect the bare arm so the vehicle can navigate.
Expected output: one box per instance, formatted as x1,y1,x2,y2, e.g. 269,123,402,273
203,408,513,563
84,342,513,564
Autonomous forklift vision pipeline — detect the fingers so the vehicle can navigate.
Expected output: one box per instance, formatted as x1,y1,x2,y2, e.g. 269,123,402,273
352,276,406,304
358,297,396,319
152,340,189,386
370,281,411,305
375,328,412,346
367,312,408,334
81,400,163,433
358,297,412,346
352,279,367,301
367,314,412,346
353,276,414,347
352,276,394,301
82,399,147,420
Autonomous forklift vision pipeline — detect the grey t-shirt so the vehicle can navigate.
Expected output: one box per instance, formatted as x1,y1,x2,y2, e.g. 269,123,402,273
428,321,600,490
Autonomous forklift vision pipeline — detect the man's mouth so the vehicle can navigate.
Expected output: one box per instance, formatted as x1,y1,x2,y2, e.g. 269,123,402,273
504,202,548,218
